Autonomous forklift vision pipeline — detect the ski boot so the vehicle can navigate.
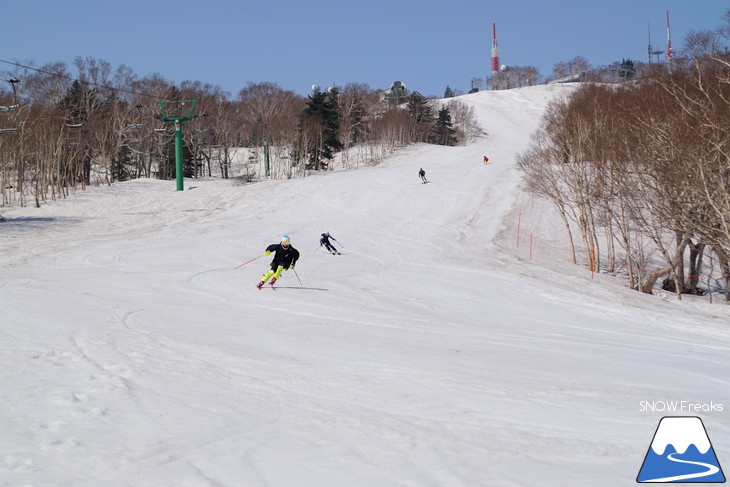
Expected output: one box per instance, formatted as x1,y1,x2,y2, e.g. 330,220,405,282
269,277,277,287
256,280,265,290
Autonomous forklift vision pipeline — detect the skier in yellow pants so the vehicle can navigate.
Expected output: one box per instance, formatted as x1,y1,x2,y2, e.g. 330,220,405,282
257,235,300,289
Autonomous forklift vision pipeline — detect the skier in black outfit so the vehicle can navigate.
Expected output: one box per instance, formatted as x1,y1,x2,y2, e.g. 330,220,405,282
257,235,300,289
320,232,339,254
419,168,427,183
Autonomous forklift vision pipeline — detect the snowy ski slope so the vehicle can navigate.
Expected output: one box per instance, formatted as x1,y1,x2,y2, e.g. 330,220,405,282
1,84,728,486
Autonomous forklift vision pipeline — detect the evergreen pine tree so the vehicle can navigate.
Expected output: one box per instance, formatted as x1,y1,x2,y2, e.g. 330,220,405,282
406,92,435,143
619,59,636,80
158,135,176,180
60,79,92,124
434,107,458,146
444,85,455,98
112,143,134,182
183,143,196,178
300,87,343,170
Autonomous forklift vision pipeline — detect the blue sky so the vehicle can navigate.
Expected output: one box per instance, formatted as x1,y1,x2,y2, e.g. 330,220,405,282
2,0,728,98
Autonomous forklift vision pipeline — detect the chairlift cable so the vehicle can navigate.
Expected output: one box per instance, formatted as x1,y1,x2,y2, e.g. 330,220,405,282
0,58,176,102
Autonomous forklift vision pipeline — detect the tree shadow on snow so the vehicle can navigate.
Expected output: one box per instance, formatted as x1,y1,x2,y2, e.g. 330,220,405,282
268,286,329,291
0,216,82,233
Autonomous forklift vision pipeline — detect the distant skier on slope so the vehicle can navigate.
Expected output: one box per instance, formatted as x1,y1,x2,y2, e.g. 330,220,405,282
319,232,340,254
483,156,491,164
257,235,300,289
419,168,428,183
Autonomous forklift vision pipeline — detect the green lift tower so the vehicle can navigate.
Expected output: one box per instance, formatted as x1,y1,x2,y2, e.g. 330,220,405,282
155,100,198,191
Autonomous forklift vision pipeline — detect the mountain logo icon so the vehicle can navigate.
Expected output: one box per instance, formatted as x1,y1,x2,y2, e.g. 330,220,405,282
637,416,726,483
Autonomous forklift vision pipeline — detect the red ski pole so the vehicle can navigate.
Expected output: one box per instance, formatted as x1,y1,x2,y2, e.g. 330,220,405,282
233,254,264,270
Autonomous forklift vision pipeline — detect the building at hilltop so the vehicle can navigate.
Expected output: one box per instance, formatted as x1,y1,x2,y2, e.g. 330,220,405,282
380,81,408,107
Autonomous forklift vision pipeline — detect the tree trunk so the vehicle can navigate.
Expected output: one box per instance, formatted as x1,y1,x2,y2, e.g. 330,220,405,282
713,246,730,303
640,264,673,294
685,241,705,295
642,237,691,295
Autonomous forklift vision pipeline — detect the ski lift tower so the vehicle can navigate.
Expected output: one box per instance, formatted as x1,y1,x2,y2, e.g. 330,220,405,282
155,100,198,191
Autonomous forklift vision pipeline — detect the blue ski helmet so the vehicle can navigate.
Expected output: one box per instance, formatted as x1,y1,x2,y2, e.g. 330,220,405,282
281,235,290,247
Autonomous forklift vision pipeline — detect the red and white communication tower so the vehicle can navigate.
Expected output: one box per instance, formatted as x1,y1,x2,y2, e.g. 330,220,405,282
666,10,673,67
490,23,500,89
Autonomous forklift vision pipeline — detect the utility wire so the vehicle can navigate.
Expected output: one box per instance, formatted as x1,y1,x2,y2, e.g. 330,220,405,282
0,58,172,101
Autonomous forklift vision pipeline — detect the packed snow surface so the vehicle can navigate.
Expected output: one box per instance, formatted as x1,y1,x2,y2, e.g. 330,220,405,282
1,85,728,486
